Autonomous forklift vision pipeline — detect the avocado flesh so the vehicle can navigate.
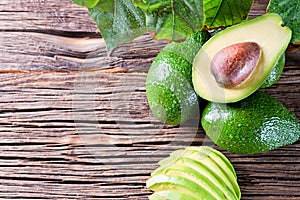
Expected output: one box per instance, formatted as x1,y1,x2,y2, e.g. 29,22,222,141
156,156,239,200
148,193,167,200
192,13,292,103
146,31,210,125
183,146,237,178
201,91,300,154
167,150,240,198
186,146,237,179
151,164,226,199
261,53,285,88
151,190,198,200
146,174,213,199
147,147,241,199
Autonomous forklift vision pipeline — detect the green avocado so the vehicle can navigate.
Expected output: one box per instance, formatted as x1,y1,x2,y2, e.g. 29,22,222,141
261,53,285,88
148,193,168,200
172,147,237,180
146,31,210,125
151,164,225,199
147,146,241,200
149,191,197,200
168,149,239,198
192,14,292,103
147,174,213,199
201,91,300,154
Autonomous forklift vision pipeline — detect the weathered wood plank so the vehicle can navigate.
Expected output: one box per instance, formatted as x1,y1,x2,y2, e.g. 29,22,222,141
0,70,299,199
0,32,166,71
0,0,98,34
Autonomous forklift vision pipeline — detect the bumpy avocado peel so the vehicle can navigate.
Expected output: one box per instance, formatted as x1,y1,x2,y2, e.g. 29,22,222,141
201,91,300,154
146,30,211,125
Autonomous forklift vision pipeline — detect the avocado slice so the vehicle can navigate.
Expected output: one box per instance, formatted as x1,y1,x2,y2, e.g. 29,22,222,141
150,190,198,200
146,174,213,199
192,13,292,103
146,31,210,125
151,164,227,199
154,159,238,199
168,150,240,198
184,146,237,178
201,91,300,154
148,193,167,200
147,146,241,199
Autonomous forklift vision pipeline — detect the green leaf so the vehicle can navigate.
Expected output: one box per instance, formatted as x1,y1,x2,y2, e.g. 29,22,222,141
203,0,253,29
267,0,300,43
71,0,255,50
89,0,147,51
71,0,99,8
134,0,204,41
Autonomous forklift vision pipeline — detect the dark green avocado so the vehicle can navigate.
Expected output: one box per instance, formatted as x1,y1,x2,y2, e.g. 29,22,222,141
146,31,210,125
201,91,300,154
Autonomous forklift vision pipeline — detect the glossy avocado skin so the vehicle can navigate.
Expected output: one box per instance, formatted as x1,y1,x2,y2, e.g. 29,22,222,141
201,91,300,154
146,31,210,125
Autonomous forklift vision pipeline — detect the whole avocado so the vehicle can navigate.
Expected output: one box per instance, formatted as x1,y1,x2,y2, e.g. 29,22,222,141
146,31,210,125
201,91,300,154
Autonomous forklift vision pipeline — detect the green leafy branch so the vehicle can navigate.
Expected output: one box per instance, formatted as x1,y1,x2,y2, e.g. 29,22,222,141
71,0,299,51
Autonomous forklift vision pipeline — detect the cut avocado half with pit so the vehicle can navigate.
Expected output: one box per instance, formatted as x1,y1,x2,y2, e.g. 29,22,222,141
192,13,292,103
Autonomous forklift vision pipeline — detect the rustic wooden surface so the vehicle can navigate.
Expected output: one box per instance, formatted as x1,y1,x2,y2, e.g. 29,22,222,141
0,0,299,199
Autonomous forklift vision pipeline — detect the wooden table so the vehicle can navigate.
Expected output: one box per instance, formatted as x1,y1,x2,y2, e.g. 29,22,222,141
1,0,299,199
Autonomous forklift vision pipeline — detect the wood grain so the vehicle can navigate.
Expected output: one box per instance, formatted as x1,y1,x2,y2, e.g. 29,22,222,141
0,0,299,199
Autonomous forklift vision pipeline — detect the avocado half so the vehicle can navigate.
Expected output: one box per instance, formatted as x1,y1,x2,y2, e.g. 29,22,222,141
192,13,292,103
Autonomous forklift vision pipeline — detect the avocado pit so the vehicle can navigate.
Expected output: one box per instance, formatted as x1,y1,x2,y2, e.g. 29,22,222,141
210,42,261,88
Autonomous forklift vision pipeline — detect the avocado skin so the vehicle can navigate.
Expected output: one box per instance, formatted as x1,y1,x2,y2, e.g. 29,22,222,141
261,53,285,88
201,91,300,154
146,31,210,125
